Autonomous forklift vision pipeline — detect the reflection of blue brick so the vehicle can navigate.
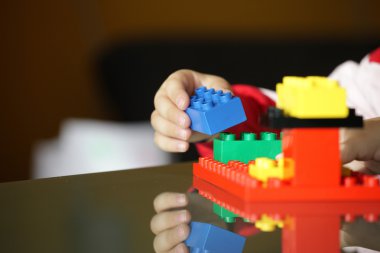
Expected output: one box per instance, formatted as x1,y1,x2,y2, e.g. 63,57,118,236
185,222,246,253
185,87,247,135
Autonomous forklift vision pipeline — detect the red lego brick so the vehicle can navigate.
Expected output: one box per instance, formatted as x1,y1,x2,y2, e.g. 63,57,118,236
282,128,341,187
193,157,380,202
282,216,340,253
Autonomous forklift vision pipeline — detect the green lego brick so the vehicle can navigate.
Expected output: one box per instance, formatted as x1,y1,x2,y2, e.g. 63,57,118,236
214,132,282,163
213,203,238,223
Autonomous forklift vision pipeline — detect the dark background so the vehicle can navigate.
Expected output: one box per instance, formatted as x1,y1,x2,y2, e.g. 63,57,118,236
1,0,380,182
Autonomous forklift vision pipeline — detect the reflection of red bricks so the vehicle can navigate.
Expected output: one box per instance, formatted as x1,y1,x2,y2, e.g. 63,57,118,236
195,174,380,253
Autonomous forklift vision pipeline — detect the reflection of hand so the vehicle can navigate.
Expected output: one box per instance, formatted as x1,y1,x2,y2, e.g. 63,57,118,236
340,117,380,174
150,192,191,253
341,218,380,251
151,69,231,152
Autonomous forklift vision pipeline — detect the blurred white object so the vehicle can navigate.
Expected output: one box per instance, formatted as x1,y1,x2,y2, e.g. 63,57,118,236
329,55,380,119
33,119,171,178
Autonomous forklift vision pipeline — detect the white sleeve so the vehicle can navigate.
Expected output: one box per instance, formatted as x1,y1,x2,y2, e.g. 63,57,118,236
329,56,380,119
258,87,277,102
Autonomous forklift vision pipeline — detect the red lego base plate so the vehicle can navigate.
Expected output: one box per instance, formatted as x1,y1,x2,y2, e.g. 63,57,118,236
193,158,380,202
194,175,380,221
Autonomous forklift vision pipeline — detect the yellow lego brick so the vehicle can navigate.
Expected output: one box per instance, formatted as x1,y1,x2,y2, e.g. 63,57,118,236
248,157,294,184
276,76,349,119
255,214,284,232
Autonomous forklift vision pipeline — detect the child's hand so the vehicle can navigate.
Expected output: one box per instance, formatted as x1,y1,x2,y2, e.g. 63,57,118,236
151,69,231,152
151,192,191,253
340,117,380,173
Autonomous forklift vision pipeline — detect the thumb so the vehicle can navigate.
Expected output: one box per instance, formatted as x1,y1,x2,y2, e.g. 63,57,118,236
196,71,232,94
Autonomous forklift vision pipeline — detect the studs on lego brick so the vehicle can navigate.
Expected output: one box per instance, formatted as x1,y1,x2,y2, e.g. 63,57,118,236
276,76,348,119
363,175,379,187
213,203,239,223
248,157,294,184
254,214,284,232
186,87,246,135
185,222,246,253
343,213,357,223
220,132,236,141
343,177,357,187
363,213,378,223
260,132,277,141
241,132,256,141
214,131,282,163
267,178,285,188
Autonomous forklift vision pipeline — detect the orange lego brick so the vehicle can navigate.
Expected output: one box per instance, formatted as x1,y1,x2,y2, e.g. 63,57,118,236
282,215,340,253
282,128,341,187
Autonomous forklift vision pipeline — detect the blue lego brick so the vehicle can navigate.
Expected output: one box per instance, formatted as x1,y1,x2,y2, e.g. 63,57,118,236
185,222,246,253
185,87,247,135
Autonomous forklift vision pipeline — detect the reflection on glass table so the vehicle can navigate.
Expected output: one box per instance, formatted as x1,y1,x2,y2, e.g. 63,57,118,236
182,176,380,253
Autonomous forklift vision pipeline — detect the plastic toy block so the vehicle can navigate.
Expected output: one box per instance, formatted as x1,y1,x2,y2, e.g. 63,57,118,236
195,178,380,253
248,157,294,184
213,203,239,223
255,214,284,232
282,215,340,253
276,76,349,119
194,175,380,220
185,221,246,253
214,132,282,163
185,86,247,135
193,157,380,202
282,128,341,187
264,107,363,129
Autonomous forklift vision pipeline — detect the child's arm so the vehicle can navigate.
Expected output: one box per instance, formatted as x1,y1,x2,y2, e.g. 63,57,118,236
151,69,232,152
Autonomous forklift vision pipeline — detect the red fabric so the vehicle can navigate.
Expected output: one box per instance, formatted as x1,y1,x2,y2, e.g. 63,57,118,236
195,84,279,157
369,47,380,63
233,218,260,237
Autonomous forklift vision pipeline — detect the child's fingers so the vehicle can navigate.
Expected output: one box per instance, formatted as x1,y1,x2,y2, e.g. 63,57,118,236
153,224,190,253
154,95,191,128
168,243,189,253
199,73,231,92
164,72,194,110
151,111,191,141
153,192,189,213
150,209,191,235
163,70,232,111
154,132,189,152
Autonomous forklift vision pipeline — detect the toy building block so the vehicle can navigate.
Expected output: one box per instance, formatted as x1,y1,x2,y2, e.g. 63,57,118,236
195,178,380,253
185,221,246,253
248,157,294,184
194,174,380,223
193,157,380,202
276,76,349,119
213,203,239,223
214,132,282,163
282,128,341,187
264,107,363,129
255,214,284,232
185,86,247,135
282,216,340,253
